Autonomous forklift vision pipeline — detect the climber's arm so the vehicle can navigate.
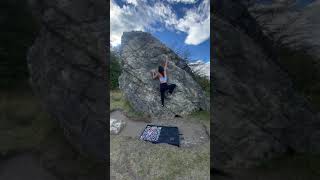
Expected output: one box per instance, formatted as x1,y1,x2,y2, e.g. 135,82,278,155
151,71,158,79
164,58,168,77
164,58,168,69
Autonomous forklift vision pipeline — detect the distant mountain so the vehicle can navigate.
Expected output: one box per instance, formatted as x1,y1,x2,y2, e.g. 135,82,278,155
110,45,121,57
188,60,210,79
112,43,210,79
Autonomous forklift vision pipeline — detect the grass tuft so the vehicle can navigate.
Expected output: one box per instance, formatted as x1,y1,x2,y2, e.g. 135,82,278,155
187,110,210,129
111,136,210,179
0,90,56,155
111,90,150,120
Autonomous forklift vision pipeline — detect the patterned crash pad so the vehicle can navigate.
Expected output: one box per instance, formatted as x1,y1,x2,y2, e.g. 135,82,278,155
140,125,180,147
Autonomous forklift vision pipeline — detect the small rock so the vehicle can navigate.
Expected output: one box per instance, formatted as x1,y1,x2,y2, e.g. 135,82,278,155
110,118,126,135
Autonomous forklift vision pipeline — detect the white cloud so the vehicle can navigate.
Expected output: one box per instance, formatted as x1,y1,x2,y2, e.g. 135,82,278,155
126,0,138,6
110,0,210,46
167,0,198,4
183,16,210,45
110,0,154,46
176,0,210,45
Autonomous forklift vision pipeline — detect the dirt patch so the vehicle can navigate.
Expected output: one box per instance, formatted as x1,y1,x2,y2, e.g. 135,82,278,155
110,109,210,179
110,110,209,147
111,110,148,137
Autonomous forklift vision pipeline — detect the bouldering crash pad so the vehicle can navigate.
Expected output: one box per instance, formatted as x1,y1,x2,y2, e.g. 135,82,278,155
140,125,180,147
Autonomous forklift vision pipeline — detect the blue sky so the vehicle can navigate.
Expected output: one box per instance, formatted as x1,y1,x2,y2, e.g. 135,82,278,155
110,0,210,63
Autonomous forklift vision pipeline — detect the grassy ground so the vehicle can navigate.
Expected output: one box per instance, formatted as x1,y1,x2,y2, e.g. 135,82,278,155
0,86,104,179
188,110,210,129
110,90,129,111
111,135,210,180
111,90,151,120
110,89,210,179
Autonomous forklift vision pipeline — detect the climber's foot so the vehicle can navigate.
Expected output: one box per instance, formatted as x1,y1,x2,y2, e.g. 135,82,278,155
167,91,175,99
169,90,175,96
164,93,170,100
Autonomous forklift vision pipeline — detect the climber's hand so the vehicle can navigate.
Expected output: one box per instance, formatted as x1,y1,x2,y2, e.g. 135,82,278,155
165,58,168,69
151,70,157,79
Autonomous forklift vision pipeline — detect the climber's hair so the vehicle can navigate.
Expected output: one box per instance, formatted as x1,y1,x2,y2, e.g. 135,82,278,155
158,66,164,77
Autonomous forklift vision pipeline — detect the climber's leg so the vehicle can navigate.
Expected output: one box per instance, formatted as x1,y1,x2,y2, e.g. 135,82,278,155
160,83,167,106
161,90,165,106
168,84,176,94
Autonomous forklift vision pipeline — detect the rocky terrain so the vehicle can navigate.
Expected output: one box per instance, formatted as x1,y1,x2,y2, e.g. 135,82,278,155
119,31,209,118
212,0,320,173
27,0,108,161
9,0,320,179
244,0,320,111
110,31,211,179
247,0,320,59
110,90,210,179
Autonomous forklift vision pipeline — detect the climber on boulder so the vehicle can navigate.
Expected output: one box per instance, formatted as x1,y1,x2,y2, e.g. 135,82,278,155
151,57,176,107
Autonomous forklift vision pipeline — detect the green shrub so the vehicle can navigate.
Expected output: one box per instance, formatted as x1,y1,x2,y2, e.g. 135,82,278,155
110,52,122,90
110,90,150,121
192,73,210,97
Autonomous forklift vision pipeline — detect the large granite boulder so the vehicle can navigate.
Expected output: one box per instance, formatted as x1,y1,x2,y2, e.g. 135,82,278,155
119,31,209,118
246,0,320,59
212,0,320,170
27,0,108,162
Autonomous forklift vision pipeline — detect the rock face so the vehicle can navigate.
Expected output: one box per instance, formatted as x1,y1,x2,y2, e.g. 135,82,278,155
118,31,209,118
27,0,108,162
247,0,320,59
213,0,320,169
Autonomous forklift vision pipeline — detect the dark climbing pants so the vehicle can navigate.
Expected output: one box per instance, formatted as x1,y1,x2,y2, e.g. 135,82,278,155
160,83,176,106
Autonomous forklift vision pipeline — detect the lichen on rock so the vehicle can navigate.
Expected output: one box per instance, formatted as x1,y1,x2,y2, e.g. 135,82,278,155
118,31,209,118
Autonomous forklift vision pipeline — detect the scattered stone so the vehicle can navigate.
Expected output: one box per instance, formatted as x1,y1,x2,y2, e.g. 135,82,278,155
110,118,126,135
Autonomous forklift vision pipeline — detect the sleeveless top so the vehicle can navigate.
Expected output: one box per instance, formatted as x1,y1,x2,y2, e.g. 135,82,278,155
159,75,167,83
